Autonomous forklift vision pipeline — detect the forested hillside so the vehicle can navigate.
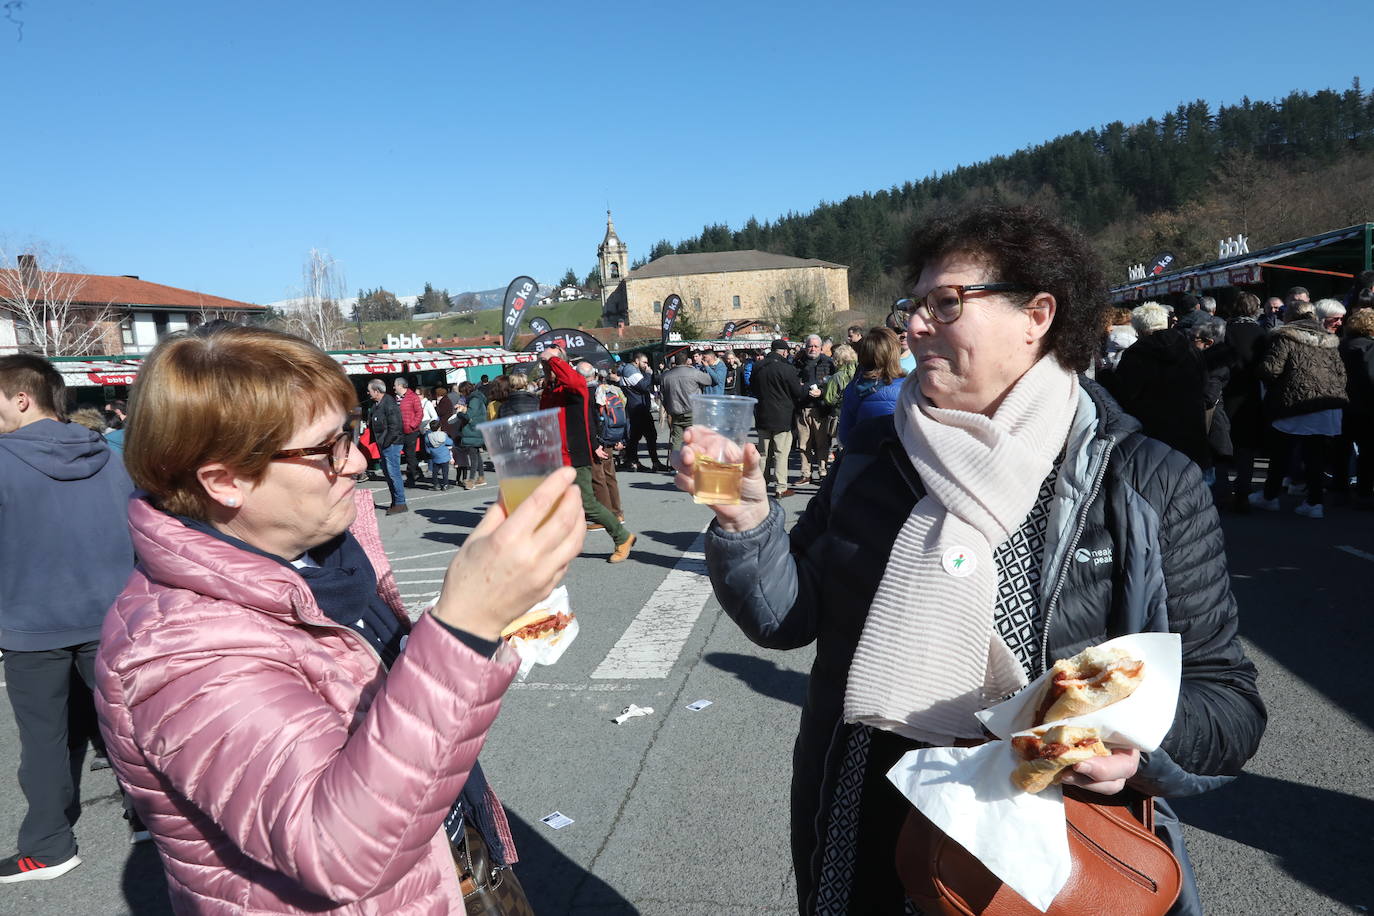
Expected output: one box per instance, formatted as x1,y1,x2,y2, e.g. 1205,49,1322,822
642,82,1374,308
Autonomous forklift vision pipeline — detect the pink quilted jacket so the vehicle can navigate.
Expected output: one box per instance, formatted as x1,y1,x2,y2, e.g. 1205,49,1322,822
95,490,519,914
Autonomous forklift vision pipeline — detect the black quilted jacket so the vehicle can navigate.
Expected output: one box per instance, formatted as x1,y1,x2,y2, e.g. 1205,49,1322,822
705,379,1266,915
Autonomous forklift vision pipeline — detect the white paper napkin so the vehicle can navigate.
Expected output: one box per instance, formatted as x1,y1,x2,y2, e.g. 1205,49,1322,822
885,632,1181,912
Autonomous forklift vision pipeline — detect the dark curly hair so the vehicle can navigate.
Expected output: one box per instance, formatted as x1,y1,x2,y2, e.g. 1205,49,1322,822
900,204,1109,372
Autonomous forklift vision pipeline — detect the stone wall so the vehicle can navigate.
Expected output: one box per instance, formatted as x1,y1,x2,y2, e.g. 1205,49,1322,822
624,265,849,332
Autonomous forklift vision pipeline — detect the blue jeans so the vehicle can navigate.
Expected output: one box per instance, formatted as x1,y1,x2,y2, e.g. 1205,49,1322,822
382,443,406,506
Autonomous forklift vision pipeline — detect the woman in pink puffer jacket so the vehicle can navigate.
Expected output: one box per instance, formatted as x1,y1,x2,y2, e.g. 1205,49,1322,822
94,327,586,914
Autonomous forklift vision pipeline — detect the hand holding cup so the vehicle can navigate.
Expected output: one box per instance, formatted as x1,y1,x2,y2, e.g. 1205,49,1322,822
675,427,771,532
433,467,585,641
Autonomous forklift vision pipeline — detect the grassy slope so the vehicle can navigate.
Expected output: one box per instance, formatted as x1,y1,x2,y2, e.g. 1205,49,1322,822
353,299,603,343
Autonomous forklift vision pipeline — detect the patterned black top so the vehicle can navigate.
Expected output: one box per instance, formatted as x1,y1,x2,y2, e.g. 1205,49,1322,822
813,464,1060,915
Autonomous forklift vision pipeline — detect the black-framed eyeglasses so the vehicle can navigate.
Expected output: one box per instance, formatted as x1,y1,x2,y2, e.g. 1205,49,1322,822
270,429,353,475
894,283,1038,325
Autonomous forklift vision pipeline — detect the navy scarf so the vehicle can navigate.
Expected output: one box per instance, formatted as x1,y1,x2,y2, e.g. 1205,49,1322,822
176,517,408,669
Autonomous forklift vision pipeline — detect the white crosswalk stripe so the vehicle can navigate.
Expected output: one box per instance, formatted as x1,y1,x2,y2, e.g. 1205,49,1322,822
591,526,713,679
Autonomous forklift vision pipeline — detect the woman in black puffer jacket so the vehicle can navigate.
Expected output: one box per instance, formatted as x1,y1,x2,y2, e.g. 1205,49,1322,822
676,205,1265,916
497,370,541,418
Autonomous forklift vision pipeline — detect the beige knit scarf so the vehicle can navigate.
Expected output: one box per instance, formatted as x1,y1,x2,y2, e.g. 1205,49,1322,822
843,356,1079,744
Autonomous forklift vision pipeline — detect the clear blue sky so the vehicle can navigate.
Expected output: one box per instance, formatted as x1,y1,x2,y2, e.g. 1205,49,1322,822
2,0,1368,304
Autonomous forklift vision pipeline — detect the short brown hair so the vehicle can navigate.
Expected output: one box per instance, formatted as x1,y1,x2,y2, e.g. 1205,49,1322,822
124,326,356,521
857,328,905,385
0,354,66,419
902,204,1108,372
1232,291,1262,318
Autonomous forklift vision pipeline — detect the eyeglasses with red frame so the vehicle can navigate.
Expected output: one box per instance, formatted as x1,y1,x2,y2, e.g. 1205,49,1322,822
270,429,353,475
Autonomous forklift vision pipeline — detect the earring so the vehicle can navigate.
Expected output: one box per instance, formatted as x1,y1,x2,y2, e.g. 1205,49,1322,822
226,497,238,508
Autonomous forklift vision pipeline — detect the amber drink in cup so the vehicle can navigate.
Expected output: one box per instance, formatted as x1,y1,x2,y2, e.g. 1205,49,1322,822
688,394,756,506
479,408,565,516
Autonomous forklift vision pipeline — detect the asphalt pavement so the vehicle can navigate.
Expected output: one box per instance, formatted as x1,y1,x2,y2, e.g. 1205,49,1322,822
0,458,1370,914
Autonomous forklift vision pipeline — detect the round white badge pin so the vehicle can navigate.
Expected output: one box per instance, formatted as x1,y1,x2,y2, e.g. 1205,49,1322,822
942,546,976,578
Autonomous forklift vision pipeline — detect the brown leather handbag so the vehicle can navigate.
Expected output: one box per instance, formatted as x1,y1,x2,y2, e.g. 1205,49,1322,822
895,787,1182,916
452,822,535,916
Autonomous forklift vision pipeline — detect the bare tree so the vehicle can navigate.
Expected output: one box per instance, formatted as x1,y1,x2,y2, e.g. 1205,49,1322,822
189,294,251,329
0,247,115,356
280,249,348,350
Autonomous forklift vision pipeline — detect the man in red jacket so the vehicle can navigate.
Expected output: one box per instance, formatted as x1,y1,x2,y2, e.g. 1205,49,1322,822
538,346,635,562
393,377,424,488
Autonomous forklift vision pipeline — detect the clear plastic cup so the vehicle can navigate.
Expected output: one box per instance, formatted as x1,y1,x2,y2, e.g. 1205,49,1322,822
688,394,757,506
479,408,565,516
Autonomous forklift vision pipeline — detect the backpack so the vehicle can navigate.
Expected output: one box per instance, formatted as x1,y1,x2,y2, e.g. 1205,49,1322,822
598,385,630,446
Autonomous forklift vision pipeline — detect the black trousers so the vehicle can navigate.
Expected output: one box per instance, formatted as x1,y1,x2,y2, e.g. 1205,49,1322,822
625,405,660,467
402,430,422,485
1348,418,1374,499
2,642,99,859
1263,432,1336,504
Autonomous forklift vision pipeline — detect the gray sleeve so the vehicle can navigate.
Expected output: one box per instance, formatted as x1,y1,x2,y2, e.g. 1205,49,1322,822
1130,747,1236,798
704,501,817,650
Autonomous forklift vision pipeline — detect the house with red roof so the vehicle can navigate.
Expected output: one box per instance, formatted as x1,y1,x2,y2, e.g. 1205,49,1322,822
0,254,264,356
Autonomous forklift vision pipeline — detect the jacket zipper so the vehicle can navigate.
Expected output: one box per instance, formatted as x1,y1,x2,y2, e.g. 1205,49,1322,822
1039,435,1115,674
290,593,386,670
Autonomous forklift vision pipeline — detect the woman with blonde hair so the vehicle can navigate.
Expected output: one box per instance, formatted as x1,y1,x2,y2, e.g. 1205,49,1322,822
498,371,540,418
95,325,584,913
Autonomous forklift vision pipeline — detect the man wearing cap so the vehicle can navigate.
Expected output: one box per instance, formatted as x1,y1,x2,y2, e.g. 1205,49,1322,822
750,339,810,498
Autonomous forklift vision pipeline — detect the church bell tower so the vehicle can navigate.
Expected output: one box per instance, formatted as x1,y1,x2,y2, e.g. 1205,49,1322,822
598,210,629,327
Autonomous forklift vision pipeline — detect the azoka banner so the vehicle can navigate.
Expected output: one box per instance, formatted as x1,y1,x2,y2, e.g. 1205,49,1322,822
661,293,682,345
1148,252,1176,276
528,316,552,335
501,276,538,350
523,327,616,372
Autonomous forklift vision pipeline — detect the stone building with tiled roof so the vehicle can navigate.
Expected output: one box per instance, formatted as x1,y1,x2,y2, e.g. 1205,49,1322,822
594,216,849,332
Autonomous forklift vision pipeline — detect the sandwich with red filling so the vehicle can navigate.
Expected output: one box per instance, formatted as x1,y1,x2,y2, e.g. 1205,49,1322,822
501,609,573,642
1011,725,1110,793
1035,645,1146,724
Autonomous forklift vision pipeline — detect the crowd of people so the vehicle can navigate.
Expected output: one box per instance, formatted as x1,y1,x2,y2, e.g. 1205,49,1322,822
17,200,1374,913
1099,276,1374,518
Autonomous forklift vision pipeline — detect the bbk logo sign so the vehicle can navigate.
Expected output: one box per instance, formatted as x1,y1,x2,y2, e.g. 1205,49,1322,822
1073,547,1113,566
1218,235,1250,258
383,333,423,349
